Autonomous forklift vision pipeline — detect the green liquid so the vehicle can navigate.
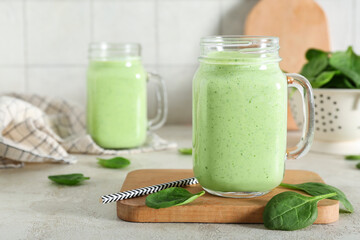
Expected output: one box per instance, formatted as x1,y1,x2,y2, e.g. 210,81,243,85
87,58,147,148
193,52,287,192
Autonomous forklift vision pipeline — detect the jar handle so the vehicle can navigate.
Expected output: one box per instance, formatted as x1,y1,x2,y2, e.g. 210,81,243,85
147,72,168,130
286,73,315,160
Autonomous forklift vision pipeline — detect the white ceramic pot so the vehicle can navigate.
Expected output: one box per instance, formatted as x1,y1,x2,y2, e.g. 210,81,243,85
290,89,360,142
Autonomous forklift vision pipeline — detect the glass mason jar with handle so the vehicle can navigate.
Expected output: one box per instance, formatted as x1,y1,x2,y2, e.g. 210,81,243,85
193,36,314,198
87,43,167,149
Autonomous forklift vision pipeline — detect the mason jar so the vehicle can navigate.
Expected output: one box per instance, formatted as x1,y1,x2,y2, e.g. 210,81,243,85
87,42,167,149
193,36,315,198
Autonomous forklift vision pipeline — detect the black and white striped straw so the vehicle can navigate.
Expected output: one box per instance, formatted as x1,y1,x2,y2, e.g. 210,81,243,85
100,177,199,204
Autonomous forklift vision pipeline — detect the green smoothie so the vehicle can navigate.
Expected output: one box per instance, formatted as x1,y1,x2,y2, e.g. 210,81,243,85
87,58,147,148
193,51,287,193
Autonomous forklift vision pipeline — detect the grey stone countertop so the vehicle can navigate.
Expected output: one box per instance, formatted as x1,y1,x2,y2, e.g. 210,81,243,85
0,125,359,240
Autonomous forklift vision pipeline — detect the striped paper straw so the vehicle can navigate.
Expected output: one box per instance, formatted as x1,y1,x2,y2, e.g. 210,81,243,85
100,177,199,204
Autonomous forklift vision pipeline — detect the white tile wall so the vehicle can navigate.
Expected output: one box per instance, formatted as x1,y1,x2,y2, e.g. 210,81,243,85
158,0,220,65
355,0,360,53
27,67,87,105
315,0,354,52
93,0,157,65
220,0,257,35
0,0,359,124
0,0,24,65
0,68,25,93
26,0,91,65
158,65,197,124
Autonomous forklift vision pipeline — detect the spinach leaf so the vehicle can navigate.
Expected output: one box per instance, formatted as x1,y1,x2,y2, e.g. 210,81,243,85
322,74,355,88
48,173,90,186
300,51,328,79
357,163,360,169
305,49,328,61
280,182,353,213
145,187,205,209
311,71,338,88
300,47,360,89
329,46,360,87
344,78,357,88
97,157,130,169
345,155,360,160
263,191,336,231
178,148,192,155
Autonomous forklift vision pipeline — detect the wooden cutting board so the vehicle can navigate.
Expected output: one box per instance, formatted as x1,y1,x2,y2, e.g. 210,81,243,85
244,0,330,130
117,169,339,223
245,0,330,73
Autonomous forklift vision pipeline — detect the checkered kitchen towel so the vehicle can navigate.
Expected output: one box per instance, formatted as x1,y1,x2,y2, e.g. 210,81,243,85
0,93,177,169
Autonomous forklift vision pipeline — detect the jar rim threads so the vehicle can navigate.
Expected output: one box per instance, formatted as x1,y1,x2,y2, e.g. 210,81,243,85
89,42,141,60
199,35,281,64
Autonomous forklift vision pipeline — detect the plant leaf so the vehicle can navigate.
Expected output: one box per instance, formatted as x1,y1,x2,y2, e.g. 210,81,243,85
322,74,356,89
310,71,338,88
305,49,328,61
344,78,357,88
178,148,192,155
329,46,360,87
356,163,360,169
345,155,360,160
300,47,360,89
97,157,130,169
48,173,90,186
280,182,353,213
263,191,336,231
145,187,205,209
300,51,328,79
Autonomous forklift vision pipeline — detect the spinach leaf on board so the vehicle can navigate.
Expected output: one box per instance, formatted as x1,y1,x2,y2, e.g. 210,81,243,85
48,173,90,186
178,148,192,155
329,46,360,87
263,191,336,231
280,182,353,213
97,157,130,169
345,155,360,160
145,187,205,209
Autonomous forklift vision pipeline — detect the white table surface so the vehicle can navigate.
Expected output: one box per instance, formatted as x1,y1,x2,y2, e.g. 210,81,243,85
1,125,359,240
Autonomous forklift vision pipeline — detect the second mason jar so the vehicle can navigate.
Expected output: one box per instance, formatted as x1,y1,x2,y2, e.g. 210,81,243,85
193,36,314,198
87,43,167,149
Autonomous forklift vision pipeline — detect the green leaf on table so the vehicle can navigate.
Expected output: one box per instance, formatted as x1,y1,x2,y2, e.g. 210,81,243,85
345,155,360,160
263,191,336,231
178,148,192,155
97,157,130,169
310,71,338,88
48,173,90,186
329,46,360,87
280,182,353,213
300,50,328,79
145,187,205,209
